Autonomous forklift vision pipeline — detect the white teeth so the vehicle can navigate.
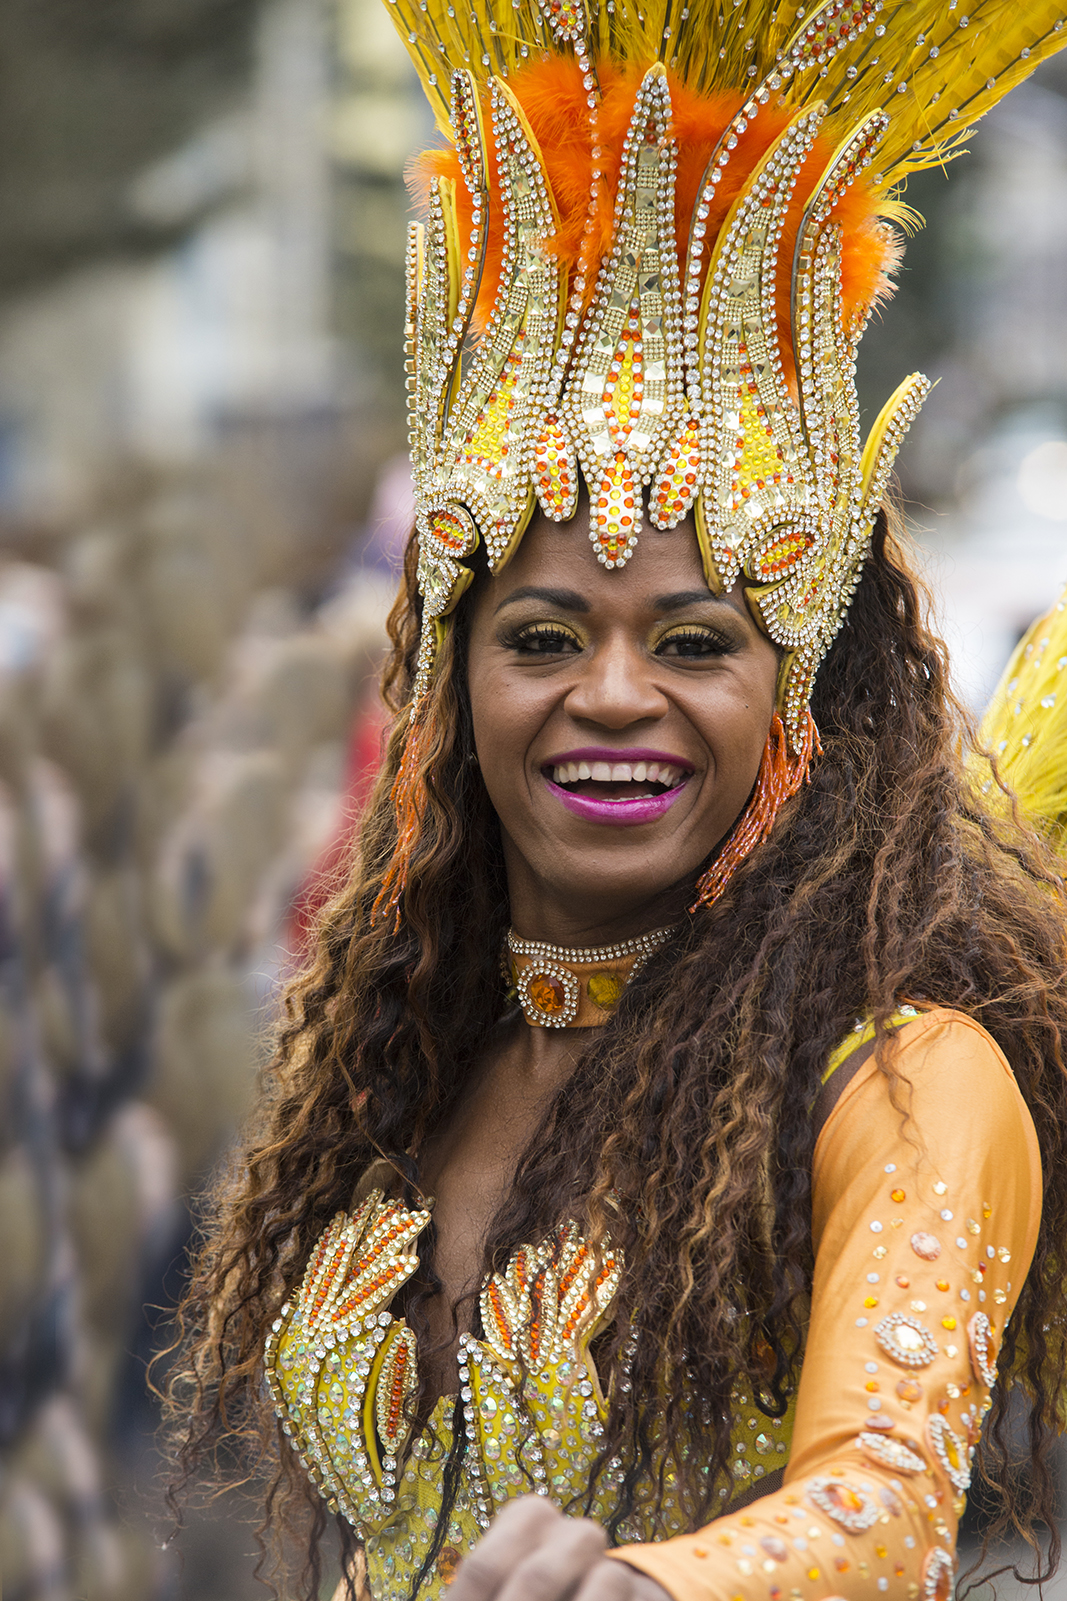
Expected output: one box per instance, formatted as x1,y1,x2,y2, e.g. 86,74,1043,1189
551,758,688,787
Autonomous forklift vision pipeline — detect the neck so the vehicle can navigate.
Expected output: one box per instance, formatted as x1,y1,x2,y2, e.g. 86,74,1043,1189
506,884,691,952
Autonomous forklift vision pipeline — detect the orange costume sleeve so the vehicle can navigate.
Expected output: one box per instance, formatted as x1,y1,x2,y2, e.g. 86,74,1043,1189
609,1008,1043,1601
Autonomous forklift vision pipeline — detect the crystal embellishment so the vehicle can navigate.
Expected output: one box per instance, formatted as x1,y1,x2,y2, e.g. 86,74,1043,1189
874,1313,939,1368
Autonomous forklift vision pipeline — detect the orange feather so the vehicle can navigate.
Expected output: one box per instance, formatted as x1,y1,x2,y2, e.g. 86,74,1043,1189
410,55,901,390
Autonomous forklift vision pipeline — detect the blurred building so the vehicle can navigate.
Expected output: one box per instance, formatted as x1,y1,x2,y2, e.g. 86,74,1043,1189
0,4,411,1599
860,54,1067,712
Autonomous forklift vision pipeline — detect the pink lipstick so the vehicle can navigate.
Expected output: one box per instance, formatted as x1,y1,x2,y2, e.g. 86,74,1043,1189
541,745,694,827
546,780,688,826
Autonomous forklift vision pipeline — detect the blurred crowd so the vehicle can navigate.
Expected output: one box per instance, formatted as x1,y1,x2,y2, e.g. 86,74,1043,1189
0,455,400,1600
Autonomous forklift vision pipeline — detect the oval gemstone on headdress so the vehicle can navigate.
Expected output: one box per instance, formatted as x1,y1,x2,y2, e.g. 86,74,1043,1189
429,504,478,555
651,417,701,530
534,416,578,520
591,453,640,568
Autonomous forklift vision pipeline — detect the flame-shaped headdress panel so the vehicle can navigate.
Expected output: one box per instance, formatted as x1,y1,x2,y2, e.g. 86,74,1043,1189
393,0,1066,749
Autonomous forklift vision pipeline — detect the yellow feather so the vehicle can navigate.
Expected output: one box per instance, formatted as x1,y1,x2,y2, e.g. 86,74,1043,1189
381,0,1067,194
978,590,1067,851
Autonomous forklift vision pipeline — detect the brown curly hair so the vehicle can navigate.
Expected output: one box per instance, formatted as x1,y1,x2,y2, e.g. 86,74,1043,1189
161,509,1067,1598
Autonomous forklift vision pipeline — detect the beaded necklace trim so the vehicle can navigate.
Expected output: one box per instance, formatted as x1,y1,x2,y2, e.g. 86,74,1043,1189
507,925,674,1027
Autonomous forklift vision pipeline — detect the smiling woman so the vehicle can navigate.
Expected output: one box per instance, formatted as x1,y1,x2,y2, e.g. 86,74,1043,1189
163,2,1067,1600
467,518,779,936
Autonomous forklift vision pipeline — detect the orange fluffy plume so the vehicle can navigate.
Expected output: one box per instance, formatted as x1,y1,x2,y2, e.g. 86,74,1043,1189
411,55,901,388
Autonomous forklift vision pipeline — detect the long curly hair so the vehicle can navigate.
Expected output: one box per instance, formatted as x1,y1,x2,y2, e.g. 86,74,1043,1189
162,509,1067,1598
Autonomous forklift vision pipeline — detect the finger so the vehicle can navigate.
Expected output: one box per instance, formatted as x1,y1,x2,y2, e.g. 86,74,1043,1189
572,1557,633,1601
577,1562,675,1601
449,1497,565,1601
493,1516,607,1601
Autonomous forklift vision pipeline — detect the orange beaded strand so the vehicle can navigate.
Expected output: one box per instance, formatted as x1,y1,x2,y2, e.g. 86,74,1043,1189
371,692,440,930
691,708,821,912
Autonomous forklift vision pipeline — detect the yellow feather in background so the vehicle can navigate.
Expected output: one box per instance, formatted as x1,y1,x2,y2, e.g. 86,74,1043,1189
979,590,1067,852
382,0,1067,204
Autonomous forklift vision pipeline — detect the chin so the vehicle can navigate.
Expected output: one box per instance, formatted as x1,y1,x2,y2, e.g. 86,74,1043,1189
534,851,696,914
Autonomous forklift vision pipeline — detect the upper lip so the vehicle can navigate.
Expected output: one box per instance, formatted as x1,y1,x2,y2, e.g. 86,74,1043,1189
543,747,695,771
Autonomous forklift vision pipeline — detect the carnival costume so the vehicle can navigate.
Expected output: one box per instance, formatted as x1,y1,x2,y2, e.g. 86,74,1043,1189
265,0,1067,1595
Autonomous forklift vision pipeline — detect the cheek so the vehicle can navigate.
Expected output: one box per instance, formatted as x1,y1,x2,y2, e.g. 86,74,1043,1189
701,660,779,800
468,657,538,794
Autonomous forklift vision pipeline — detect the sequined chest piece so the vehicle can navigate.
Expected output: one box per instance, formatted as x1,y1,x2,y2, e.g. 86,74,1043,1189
264,1190,795,1601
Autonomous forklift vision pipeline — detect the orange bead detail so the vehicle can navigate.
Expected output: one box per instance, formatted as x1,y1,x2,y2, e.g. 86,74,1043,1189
692,710,820,911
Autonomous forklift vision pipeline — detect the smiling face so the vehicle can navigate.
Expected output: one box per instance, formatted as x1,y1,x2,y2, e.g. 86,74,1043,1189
466,511,781,942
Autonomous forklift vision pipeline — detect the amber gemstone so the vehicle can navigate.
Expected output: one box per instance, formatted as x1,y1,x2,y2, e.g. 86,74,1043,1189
897,1377,923,1401
529,974,566,1013
829,1485,865,1514
437,1546,462,1585
587,970,624,1010
928,1554,953,1601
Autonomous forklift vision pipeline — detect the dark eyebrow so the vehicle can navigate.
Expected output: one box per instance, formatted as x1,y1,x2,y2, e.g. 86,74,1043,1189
650,589,731,611
494,585,590,614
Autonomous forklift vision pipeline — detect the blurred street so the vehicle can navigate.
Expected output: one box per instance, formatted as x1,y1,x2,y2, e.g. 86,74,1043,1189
0,5,1064,1599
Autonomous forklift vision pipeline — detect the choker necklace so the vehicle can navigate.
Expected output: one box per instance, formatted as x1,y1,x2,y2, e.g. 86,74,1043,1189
506,926,674,1029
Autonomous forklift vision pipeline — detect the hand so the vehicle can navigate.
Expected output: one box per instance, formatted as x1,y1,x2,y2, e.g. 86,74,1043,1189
448,1495,674,1601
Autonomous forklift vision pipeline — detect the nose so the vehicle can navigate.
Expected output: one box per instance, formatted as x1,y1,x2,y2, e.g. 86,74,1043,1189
563,631,669,729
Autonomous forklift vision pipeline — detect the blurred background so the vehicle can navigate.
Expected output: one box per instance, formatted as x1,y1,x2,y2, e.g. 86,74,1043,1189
0,4,1064,1598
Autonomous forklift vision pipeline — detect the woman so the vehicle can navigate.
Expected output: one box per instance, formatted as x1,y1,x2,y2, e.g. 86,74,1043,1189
167,2,1067,1599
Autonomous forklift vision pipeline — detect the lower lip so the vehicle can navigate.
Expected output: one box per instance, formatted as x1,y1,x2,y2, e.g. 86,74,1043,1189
545,777,690,826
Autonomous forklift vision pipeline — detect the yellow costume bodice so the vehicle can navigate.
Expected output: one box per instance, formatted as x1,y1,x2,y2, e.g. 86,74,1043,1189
263,1009,927,1601
265,1195,796,1600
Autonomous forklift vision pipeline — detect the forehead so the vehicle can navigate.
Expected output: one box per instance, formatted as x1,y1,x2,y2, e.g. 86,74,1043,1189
480,512,717,604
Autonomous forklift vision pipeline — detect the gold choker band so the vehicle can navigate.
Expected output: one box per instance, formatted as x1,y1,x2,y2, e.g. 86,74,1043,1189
507,927,674,1029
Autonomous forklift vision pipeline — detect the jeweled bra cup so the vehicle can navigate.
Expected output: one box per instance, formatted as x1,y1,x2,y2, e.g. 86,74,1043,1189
264,1191,796,1601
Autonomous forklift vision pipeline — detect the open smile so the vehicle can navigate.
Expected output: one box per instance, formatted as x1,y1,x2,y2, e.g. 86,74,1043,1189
541,747,694,826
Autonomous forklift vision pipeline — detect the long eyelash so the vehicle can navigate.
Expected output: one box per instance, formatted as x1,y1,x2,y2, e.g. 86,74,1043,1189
657,627,734,653
503,623,581,652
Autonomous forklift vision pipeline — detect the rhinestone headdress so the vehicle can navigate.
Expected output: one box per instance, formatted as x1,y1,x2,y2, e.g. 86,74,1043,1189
376,0,1067,919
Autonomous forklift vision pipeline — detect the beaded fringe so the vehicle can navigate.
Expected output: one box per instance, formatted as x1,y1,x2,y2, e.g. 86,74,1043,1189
691,708,821,912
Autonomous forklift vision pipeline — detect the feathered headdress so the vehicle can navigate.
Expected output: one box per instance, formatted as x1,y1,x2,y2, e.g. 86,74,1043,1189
374,0,1067,920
